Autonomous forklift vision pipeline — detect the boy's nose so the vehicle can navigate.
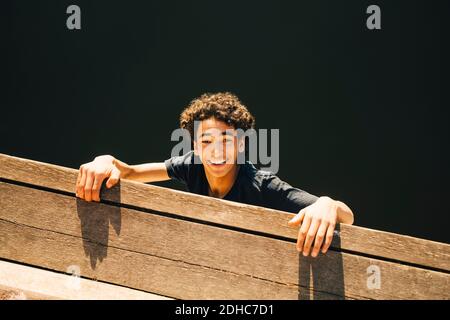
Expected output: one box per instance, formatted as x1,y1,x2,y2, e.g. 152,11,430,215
211,143,225,157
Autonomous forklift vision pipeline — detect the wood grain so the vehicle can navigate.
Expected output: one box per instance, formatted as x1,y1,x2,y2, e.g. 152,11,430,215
1,153,449,272
1,182,449,299
0,260,170,300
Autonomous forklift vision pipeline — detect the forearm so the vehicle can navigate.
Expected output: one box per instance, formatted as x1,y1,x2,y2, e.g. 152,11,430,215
126,162,171,183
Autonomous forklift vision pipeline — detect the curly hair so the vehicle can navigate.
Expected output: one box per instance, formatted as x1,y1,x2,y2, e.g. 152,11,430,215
180,92,256,140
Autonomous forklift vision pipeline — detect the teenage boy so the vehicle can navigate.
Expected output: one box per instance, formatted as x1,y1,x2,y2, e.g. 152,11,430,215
76,92,354,257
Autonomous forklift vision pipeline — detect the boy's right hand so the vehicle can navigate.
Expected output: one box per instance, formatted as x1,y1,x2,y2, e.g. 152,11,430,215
75,155,132,202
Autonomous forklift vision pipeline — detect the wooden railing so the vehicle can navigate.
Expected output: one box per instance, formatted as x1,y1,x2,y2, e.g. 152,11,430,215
0,153,449,300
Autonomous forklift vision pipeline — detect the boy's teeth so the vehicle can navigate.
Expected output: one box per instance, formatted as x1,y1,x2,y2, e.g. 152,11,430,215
210,160,225,164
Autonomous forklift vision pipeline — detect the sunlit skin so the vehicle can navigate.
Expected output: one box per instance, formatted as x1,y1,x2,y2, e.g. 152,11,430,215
76,116,354,257
193,117,245,199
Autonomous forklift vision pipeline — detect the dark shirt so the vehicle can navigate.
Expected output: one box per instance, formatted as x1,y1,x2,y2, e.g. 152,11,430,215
164,151,318,213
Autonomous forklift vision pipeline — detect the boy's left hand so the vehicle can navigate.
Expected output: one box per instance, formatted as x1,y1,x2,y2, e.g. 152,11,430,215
288,196,339,257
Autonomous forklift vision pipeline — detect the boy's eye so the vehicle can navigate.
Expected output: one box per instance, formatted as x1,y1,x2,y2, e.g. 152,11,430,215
200,138,233,145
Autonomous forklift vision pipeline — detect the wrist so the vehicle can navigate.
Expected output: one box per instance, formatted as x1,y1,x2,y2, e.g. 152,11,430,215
123,164,136,179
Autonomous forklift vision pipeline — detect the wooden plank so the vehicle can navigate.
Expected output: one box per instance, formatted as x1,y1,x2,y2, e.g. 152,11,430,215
0,219,345,300
0,287,37,300
1,153,449,272
1,217,448,300
0,260,170,300
1,182,449,299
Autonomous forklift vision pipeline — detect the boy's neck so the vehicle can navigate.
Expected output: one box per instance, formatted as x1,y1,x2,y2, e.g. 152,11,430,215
204,165,240,199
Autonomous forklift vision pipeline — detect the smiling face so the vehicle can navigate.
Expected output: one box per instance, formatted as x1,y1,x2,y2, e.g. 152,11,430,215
193,117,245,178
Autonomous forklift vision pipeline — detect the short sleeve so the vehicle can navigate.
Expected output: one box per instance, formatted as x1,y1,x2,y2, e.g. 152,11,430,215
262,174,319,213
164,151,195,184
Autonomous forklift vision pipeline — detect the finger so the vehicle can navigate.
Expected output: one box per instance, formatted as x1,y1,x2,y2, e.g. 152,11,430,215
296,213,312,252
84,170,94,202
322,223,336,254
77,166,87,199
91,174,105,202
106,167,121,189
288,209,305,226
303,218,321,256
311,221,328,257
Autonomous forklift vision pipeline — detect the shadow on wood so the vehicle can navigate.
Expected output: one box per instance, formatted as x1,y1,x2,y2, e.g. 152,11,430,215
299,226,345,300
76,181,121,269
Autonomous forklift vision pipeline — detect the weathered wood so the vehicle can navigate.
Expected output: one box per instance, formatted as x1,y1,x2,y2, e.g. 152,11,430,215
1,153,449,272
0,260,170,300
0,182,449,299
0,287,34,300
1,219,344,300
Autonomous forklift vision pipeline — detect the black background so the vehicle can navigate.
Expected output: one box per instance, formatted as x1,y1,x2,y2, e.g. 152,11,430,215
3,1,450,243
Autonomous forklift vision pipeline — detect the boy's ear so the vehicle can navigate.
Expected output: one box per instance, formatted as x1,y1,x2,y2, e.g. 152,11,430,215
238,137,245,153
193,141,199,156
